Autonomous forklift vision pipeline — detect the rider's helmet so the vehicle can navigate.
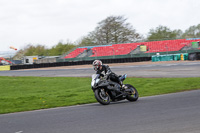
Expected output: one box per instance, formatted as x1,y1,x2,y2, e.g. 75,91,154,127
92,60,102,71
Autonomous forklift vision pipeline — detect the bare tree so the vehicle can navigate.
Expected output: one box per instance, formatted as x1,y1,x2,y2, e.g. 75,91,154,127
81,15,142,45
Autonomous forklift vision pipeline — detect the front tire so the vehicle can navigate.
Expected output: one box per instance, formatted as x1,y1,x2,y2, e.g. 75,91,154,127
125,84,139,102
94,89,111,105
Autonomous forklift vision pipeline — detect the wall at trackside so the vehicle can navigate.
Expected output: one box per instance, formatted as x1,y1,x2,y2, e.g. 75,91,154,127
0,65,10,71
10,57,151,70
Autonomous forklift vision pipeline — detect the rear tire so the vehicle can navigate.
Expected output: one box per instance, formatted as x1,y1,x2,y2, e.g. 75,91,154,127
125,84,139,102
94,89,111,105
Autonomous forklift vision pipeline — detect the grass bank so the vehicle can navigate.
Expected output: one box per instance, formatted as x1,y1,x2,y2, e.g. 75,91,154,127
0,76,200,114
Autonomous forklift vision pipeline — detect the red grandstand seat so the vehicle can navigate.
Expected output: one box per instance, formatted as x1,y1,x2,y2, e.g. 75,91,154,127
64,48,87,58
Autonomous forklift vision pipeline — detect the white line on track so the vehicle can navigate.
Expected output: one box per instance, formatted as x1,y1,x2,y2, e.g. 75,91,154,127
15,131,23,133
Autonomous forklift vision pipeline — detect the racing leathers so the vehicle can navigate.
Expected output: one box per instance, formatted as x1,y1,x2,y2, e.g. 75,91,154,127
96,65,122,86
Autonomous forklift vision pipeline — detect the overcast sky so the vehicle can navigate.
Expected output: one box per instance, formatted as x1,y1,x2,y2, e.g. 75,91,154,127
0,0,200,52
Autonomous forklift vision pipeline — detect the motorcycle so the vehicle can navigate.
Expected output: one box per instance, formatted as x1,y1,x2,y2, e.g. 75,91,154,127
91,74,138,105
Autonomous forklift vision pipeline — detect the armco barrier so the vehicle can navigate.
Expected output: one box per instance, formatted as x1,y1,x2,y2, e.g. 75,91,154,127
10,57,151,70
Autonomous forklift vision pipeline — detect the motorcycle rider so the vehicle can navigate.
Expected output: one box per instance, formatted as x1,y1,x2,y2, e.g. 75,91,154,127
92,60,124,89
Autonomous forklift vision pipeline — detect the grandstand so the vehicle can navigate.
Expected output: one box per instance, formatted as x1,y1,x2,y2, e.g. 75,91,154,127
63,48,87,58
11,38,200,70
63,38,200,59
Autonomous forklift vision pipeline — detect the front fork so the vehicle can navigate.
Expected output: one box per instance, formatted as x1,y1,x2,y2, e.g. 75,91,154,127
100,89,107,97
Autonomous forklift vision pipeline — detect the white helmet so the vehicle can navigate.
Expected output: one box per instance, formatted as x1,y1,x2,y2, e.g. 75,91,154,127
92,60,102,71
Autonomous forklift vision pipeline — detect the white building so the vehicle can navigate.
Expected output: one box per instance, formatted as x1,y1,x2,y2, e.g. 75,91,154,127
23,56,41,64
23,56,59,64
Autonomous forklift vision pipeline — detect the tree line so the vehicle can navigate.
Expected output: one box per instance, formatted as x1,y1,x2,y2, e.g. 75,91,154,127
14,42,75,59
14,15,200,59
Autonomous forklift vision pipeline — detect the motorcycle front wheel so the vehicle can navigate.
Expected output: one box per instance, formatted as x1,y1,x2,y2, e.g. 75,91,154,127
94,88,111,105
125,84,139,102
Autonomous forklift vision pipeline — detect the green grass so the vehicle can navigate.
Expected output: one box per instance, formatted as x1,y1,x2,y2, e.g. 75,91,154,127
0,76,200,114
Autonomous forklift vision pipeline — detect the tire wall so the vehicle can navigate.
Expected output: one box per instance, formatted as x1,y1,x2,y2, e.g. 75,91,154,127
10,57,151,70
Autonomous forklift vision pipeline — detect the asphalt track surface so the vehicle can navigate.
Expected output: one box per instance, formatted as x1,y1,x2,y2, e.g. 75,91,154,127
0,61,200,133
1,90,200,133
0,61,200,77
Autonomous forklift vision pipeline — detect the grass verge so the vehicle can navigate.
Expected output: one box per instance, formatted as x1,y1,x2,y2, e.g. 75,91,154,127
0,76,200,114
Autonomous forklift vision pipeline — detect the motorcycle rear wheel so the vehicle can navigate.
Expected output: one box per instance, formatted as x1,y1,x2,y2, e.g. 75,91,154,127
125,84,139,102
94,89,111,105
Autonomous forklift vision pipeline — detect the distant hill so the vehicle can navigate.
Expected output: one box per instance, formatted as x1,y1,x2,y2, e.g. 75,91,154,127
0,51,16,58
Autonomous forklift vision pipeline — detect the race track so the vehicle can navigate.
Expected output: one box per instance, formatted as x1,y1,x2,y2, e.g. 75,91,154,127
0,61,200,133
0,61,200,77
0,90,200,133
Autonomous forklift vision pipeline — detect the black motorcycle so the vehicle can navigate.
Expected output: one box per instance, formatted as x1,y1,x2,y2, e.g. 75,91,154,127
91,74,138,105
